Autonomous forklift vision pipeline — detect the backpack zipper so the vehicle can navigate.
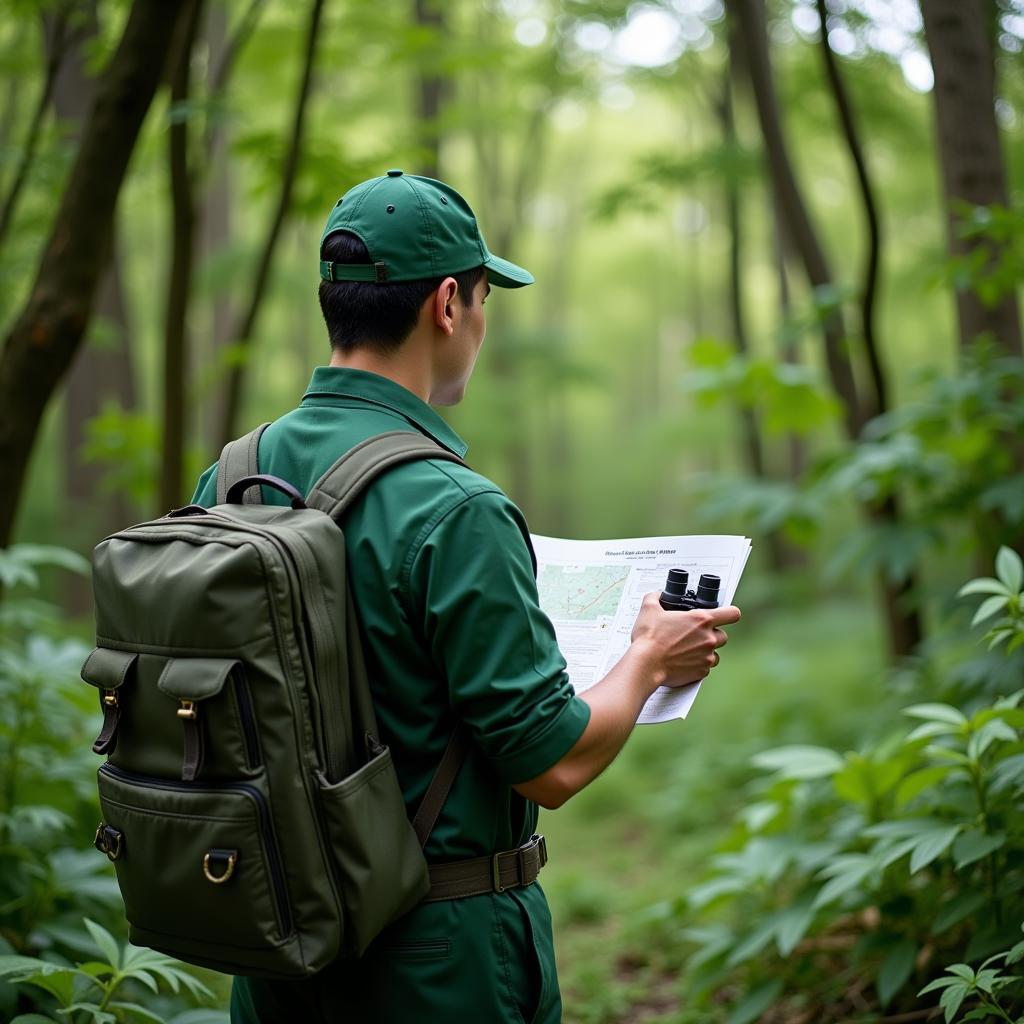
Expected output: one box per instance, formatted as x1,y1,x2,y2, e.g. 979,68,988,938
232,671,262,770
99,762,293,936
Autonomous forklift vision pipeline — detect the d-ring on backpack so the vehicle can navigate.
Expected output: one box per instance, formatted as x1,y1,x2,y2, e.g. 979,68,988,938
83,427,544,978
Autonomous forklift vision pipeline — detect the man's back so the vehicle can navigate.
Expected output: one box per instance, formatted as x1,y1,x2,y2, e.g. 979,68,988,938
193,365,588,1022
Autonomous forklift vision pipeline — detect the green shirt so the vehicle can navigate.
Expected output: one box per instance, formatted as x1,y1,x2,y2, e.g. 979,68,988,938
192,366,590,862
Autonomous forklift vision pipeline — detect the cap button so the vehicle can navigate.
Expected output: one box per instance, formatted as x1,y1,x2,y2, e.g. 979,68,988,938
386,168,403,177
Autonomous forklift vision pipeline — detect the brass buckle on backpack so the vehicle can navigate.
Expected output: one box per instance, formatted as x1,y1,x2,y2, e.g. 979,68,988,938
102,689,118,708
177,700,197,720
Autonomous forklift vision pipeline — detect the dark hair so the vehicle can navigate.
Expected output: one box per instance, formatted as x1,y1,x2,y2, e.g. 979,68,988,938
318,231,484,353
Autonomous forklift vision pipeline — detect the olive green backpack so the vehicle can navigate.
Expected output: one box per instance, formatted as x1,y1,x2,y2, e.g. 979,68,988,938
82,427,470,978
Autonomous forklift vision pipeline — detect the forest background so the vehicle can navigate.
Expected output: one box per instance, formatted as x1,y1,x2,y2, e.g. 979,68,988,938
1,0,1024,1021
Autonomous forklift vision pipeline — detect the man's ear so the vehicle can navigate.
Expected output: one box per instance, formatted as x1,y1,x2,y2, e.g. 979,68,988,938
433,276,459,336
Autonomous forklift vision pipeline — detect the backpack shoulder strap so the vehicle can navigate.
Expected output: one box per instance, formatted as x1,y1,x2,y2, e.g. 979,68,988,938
216,422,271,505
306,429,463,521
307,430,471,848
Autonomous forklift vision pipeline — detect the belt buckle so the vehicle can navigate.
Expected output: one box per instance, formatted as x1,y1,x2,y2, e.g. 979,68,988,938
518,834,546,887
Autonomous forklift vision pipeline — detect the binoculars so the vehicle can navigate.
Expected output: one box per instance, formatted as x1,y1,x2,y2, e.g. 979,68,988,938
659,568,721,611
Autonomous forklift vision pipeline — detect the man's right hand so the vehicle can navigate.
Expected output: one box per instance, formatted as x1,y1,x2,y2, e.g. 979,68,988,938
630,591,741,688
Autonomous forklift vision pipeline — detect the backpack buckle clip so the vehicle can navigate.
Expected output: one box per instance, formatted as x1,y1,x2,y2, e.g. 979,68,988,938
102,689,118,708
177,700,197,721
491,852,505,893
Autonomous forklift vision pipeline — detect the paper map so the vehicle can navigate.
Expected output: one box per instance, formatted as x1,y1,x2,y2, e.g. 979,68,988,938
532,534,752,724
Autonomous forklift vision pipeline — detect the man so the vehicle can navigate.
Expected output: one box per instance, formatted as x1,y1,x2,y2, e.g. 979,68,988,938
191,169,739,1022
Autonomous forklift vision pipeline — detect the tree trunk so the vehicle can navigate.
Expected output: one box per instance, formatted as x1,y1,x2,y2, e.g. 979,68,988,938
919,0,1022,355
729,0,865,440
218,0,325,448
412,0,446,179
160,0,204,515
0,10,68,255
0,0,184,549
51,1,138,613
815,0,924,657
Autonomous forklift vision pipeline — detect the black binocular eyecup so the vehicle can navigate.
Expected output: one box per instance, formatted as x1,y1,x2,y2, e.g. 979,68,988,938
659,569,721,611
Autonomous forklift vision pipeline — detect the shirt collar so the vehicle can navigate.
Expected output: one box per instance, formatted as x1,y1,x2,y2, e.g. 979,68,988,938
301,366,469,458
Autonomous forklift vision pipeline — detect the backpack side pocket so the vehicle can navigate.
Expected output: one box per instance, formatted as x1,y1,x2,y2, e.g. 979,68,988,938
317,745,429,956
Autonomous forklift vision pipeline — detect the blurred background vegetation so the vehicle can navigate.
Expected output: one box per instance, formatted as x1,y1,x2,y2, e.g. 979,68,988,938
1,0,1023,1021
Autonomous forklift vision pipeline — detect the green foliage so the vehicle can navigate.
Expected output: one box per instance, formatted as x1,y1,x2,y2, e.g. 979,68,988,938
0,547,223,1021
669,550,1024,1020
0,917,221,1024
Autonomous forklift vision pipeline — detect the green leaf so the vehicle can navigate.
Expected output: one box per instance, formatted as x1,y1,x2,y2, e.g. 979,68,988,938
750,745,844,780
106,1002,168,1024
22,970,75,1006
940,982,968,1023
996,546,1023,592
904,704,968,727
906,721,959,743
726,978,784,1024
952,830,1006,870
910,824,962,873
933,891,988,934
83,919,121,971
973,594,1010,627
896,765,954,806
775,897,815,956
877,938,917,1006
167,1012,230,1024
11,1016,61,1023
814,854,875,908
967,718,1018,761
958,577,1010,597
919,976,960,996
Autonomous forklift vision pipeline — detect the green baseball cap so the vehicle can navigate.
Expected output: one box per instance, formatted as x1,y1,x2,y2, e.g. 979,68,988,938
319,169,534,289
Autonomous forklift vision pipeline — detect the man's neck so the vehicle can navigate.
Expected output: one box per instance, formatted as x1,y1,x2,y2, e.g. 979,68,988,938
329,340,431,403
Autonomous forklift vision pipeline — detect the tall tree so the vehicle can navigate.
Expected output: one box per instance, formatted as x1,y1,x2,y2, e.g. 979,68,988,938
0,0,186,548
728,0,864,440
729,0,924,657
412,0,446,178
814,0,923,656
218,0,326,447
0,8,68,256
919,0,1022,355
160,0,205,514
51,0,137,611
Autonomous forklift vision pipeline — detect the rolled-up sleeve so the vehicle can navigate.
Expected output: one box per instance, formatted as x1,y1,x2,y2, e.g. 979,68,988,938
408,490,591,784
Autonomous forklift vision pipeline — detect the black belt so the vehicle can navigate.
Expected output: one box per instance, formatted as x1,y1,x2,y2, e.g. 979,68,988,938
423,834,547,902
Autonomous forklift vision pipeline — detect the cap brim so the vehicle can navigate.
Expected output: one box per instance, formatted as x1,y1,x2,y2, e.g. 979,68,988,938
483,252,534,288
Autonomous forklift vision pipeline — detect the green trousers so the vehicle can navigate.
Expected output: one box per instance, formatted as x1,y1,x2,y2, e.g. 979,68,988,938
230,882,562,1023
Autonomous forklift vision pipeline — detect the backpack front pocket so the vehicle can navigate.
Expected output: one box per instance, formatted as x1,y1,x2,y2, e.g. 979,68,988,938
96,763,292,952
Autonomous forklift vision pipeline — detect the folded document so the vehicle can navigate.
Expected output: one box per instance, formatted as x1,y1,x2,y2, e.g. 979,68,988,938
532,534,752,723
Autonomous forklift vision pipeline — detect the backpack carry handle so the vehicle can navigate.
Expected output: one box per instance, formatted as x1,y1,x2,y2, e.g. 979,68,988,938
225,474,307,509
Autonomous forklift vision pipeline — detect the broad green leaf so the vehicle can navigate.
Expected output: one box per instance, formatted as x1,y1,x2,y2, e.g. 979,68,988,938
905,721,960,744
56,1004,116,1024
933,891,987,934
972,594,1009,627
168,1011,230,1024
726,916,779,967
947,964,977,982
877,938,917,1006
903,704,967,728
814,854,875,908
996,546,1023,592
918,976,960,996
895,765,954,806
967,718,1018,760
939,982,968,1023
751,745,844,780
106,1002,168,1024
726,978,784,1024
958,577,1010,597
11,1016,61,1023
83,919,121,971
774,897,815,956
22,970,75,1006
953,830,1006,870
0,956,52,978
909,824,962,873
